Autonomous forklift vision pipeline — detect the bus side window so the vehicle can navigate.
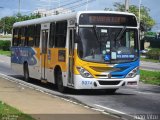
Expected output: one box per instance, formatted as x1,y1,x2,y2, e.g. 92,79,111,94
18,27,22,46
28,25,35,47
24,27,28,46
21,27,25,46
55,21,67,48
35,24,41,47
49,22,55,48
13,28,19,46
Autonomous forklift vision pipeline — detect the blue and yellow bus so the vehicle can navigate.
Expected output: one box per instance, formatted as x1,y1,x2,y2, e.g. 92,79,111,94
11,11,140,93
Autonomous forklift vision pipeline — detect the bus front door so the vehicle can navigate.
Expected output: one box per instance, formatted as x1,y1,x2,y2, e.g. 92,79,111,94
41,29,49,81
68,28,75,86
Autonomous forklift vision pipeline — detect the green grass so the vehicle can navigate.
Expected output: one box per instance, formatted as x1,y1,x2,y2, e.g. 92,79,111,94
140,57,160,63
0,50,11,56
0,101,35,120
140,70,160,85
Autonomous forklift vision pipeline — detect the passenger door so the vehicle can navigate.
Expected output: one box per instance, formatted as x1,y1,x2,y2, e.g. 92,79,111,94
41,23,50,80
68,28,75,85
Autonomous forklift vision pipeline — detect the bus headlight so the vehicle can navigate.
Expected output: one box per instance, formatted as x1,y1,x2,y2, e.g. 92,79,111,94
126,67,139,78
76,67,93,78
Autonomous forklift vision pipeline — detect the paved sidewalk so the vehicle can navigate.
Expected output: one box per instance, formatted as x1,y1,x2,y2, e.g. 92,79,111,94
0,78,119,120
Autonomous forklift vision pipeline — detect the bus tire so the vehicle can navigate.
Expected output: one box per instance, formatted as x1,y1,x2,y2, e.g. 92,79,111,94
56,69,66,93
23,63,30,82
105,89,117,94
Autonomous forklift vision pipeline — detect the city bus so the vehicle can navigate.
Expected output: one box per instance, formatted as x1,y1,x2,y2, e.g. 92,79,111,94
11,11,140,93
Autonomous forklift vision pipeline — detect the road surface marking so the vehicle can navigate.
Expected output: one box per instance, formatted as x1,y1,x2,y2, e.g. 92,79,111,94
132,90,158,95
94,104,127,115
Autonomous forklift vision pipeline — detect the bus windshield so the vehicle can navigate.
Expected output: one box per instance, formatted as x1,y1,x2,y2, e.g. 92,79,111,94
77,27,139,64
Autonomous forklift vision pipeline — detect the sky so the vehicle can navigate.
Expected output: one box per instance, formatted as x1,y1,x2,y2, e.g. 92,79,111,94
0,0,160,31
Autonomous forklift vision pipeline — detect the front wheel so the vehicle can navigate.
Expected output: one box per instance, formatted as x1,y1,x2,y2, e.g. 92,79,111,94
57,69,67,93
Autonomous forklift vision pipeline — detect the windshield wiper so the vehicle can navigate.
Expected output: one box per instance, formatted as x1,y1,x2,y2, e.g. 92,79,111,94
93,25,101,42
115,26,126,42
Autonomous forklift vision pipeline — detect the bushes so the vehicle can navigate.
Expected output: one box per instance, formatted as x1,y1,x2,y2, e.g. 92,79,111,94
146,48,160,60
0,40,11,51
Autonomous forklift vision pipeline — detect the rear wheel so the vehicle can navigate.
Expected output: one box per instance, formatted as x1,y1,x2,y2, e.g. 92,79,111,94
23,63,30,82
56,69,66,93
105,89,117,94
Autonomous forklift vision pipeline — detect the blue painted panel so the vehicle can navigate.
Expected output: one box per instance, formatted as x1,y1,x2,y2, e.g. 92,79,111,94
11,46,37,65
110,59,140,78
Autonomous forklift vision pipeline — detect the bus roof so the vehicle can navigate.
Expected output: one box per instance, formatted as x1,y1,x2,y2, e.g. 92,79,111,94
13,11,136,27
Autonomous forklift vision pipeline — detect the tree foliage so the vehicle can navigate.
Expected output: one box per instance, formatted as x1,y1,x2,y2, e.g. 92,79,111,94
0,13,41,34
105,2,156,31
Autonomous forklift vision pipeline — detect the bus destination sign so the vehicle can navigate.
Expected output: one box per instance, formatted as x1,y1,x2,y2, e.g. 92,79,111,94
79,13,137,27
89,16,126,25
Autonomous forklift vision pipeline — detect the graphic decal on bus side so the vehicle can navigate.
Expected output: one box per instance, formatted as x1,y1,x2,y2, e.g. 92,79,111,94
11,47,37,65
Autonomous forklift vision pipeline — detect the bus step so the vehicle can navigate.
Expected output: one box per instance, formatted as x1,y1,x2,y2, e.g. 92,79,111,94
41,79,48,83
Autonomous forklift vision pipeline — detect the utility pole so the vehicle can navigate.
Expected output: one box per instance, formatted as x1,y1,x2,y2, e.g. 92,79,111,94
86,0,89,11
139,0,141,25
18,0,21,14
58,0,60,8
125,0,129,12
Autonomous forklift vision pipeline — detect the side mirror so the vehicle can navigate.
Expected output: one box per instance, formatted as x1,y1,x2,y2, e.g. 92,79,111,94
74,33,81,43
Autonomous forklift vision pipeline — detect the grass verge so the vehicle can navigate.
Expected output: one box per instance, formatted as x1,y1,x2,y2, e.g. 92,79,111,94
0,50,11,56
0,101,35,120
140,70,160,85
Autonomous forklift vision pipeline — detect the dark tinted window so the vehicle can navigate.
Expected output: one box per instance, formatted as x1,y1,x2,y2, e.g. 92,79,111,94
28,25,35,46
55,21,67,48
20,27,26,46
13,28,19,46
24,26,28,46
49,22,55,48
34,24,41,47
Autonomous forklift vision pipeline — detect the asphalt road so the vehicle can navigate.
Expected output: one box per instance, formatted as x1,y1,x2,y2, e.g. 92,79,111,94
140,61,160,71
0,55,160,119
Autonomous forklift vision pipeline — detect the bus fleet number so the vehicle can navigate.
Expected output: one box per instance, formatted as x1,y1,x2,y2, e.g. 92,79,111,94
82,81,92,85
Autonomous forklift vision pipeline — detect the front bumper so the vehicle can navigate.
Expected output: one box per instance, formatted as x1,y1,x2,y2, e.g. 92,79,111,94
74,75,140,89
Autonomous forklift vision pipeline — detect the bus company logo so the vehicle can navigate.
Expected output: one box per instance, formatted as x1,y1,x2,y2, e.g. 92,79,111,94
108,73,111,78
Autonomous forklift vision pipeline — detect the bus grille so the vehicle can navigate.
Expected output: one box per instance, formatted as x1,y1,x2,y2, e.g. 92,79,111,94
98,81,121,85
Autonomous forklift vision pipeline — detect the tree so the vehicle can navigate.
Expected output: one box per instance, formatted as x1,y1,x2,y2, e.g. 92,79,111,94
105,2,156,31
0,13,41,34
0,16,16,34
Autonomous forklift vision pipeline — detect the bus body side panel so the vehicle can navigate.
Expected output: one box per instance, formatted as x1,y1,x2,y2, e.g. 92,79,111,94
29,47,41,79
11,46,41,79
45,48,67,84
11,63,23,75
